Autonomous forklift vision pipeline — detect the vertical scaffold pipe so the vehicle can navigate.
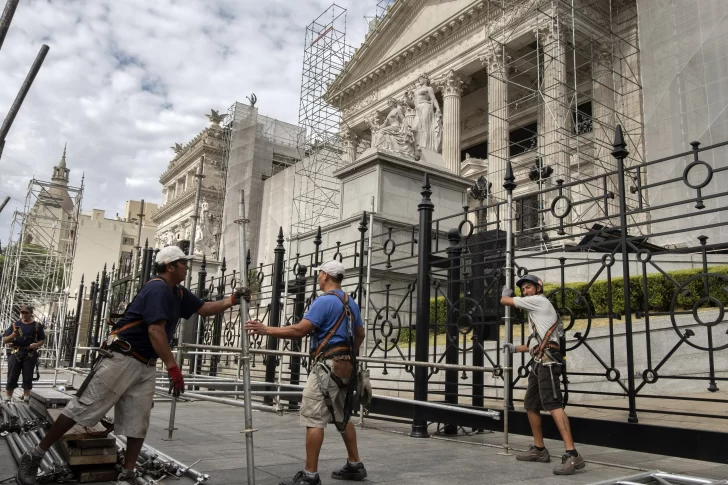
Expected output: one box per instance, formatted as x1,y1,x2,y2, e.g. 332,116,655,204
359,198,374,426
501,160,517,454
237,190,256,484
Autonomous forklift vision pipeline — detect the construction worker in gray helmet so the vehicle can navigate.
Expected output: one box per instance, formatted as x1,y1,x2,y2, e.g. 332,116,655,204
501,275,586,476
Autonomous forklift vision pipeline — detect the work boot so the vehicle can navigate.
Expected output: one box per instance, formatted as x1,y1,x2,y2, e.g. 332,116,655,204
516,444,551,463
115,470,136,485
279,471,322,485
553,453,586,475
331,461,367,481
15,449,43,485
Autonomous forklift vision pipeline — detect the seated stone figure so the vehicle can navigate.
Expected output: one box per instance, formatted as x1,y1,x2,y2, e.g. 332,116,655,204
369,98,419,160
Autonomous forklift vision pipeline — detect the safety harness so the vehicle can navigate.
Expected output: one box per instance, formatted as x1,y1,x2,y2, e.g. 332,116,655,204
310,291,357,432
527,309,567,402
76,277,181,398
104,277,183,366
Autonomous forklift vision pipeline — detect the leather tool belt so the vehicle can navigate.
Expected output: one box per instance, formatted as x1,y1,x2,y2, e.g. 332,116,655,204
108,339,157,367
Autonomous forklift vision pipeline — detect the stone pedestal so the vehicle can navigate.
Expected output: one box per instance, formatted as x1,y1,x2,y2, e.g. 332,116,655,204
334,148,472,225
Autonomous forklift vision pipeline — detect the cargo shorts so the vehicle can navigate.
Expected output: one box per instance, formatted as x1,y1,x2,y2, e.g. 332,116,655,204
63,353,157,438
300,360,350,430
524,361,563,412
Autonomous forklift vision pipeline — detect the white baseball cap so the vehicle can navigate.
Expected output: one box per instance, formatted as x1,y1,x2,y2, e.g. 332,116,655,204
313,260,345,279
156,246,194,265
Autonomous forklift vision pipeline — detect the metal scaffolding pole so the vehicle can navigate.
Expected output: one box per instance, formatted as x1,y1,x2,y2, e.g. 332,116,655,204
237,190,256,484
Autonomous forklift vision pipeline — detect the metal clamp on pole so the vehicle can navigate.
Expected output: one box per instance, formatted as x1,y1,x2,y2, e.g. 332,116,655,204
236,190,256,485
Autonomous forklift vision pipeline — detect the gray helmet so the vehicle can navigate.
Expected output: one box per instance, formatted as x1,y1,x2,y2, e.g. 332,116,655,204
516,274,543,290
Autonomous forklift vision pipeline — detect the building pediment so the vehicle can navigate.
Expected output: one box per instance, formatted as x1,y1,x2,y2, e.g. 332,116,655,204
328,0,483,105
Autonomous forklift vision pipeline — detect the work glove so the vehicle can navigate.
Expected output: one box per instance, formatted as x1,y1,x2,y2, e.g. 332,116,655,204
502,343,516,354
501,286,513,298
231,287,252,305
167,364,185,397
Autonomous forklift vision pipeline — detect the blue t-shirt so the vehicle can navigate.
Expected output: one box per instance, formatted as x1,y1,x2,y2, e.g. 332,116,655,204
3,320,45,348
116,279,204,359
304,290,363,352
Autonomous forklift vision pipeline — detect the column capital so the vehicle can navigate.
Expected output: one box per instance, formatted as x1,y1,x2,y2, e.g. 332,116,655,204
340,123,359,145
436,69,470,97
478,47,511,75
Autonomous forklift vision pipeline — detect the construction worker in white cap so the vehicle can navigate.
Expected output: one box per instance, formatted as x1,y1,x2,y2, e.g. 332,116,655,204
16,246,252,485
246,260,367,485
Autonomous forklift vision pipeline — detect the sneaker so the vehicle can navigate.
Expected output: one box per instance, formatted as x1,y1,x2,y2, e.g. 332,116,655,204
116,471,136,485
331,461,367,481
516,444,551,463
279,471,321,485
553,453,586,475
15,449,43,485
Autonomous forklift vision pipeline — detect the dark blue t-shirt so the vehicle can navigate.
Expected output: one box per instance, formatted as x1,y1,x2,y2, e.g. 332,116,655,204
304,290,363,352
3,320,45,348
116,279,204,359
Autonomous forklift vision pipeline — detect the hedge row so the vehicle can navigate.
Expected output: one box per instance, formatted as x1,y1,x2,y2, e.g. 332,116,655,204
542,264,728,317
397,265,728,343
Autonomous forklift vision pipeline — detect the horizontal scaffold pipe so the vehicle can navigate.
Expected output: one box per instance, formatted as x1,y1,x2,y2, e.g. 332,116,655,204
182,343,502,373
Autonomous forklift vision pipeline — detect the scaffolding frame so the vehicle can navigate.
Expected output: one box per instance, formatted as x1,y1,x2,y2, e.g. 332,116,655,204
292,4,354,235
478,0,644,241
0,176,82,367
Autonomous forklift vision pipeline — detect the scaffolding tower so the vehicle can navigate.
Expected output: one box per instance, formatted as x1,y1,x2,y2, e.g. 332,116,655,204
292,4,354,234
0,176,82,366
477,0,644,238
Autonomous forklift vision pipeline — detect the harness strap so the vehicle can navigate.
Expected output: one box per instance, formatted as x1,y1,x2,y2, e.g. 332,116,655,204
110,277,183,336
312,292,350,361
529,318,560,360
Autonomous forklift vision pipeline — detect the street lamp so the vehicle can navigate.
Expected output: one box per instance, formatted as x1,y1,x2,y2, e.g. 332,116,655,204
468,175,492,228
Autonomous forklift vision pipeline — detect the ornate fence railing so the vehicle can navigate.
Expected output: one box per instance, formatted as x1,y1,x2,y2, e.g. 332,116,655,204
68,126,728,462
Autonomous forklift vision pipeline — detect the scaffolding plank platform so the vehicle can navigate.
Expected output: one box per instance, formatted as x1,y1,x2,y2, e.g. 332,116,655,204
29,388,71,406
46,409,108,441
75,466,118,482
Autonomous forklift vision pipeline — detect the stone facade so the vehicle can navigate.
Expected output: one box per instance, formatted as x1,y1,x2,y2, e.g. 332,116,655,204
152,111,227,263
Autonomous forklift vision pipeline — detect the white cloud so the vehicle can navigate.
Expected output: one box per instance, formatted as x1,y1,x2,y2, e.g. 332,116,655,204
0,0,372,242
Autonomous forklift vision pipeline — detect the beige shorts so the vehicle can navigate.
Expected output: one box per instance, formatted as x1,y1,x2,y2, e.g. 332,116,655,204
63,353,157,438
300,360,350,430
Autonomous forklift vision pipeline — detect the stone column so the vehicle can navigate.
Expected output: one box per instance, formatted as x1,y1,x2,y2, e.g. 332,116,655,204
592,46,619,218
438,70,468,175
539,20,570,184
481,46,510,207
340,124,358,165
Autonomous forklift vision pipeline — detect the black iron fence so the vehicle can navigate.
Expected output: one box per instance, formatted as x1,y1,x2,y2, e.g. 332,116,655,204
73,126,728,463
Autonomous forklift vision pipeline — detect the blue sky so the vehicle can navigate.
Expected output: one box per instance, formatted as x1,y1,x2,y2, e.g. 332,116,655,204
0,0,374,241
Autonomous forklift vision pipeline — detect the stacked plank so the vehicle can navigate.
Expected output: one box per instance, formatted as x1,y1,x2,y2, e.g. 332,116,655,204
29,389,119,482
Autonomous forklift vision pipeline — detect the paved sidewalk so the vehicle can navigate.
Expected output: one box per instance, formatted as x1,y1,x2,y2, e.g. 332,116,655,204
142,400,728,485
1,398,727,484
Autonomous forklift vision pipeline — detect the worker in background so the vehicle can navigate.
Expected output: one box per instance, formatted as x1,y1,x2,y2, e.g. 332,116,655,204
245,260,367,485
15,246,251,485
501,274,585,476
2,305,44,403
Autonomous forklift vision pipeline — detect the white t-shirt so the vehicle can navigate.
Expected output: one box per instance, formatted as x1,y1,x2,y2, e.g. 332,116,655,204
513,294,559,345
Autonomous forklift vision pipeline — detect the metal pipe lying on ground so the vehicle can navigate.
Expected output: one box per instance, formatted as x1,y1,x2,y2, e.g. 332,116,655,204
117,435,210,482
154,387,279,414
373,395,501,420
185,390,302,397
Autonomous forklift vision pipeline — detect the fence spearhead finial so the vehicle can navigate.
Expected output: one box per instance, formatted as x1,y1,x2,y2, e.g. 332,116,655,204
612,124,629,159
503,161,517,191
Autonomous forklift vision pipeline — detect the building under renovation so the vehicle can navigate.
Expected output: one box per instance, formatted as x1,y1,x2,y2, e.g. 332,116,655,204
251,0,728,260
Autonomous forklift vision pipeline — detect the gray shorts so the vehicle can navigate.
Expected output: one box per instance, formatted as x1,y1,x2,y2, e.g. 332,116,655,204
300,360,350,430
63,353,157,438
